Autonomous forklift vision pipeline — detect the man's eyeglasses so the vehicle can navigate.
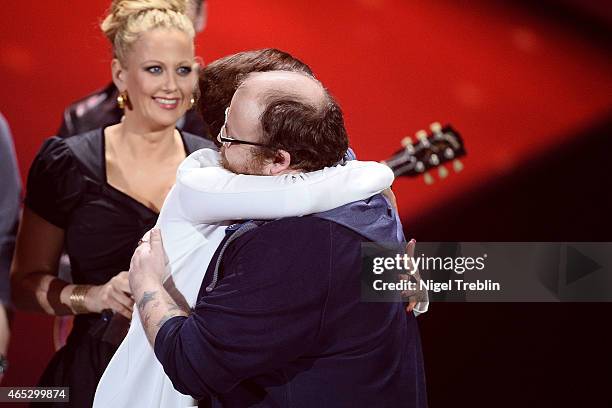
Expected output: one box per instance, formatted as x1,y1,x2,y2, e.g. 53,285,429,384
217,107,270,147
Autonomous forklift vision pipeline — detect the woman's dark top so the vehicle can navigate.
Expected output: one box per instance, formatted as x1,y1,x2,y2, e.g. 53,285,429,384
24,128,215,407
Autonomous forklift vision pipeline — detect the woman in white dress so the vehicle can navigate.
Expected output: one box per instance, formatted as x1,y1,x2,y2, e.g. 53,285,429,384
94,148,395,407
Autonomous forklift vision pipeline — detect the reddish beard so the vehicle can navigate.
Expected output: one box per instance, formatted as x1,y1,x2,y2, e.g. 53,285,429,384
219,147,266,175
219,148,233,171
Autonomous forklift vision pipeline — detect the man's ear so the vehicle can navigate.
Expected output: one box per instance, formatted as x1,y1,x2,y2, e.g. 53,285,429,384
111,58,127,91
267,149,291,175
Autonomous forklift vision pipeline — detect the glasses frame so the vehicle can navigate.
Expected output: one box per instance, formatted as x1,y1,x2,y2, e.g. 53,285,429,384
217,107,270,147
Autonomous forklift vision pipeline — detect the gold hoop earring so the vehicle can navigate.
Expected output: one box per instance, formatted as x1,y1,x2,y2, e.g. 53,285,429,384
117,91,129,110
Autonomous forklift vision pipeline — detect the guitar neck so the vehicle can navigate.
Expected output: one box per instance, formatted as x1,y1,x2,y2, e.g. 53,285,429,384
382,123,466,183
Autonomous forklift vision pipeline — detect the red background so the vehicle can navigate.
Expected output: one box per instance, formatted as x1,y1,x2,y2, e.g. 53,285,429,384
1,0,611,406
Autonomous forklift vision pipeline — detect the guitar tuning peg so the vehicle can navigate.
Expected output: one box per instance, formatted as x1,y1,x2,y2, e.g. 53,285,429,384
415,130,428,141
401,136,413,147
429,154,440,166
430,122,442,133
453,159,464,172
424,172,434,185
438,165,448,179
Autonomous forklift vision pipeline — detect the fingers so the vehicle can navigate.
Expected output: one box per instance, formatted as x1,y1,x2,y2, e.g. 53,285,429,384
113,271,132,294
149,228,169,266
382,188,398,210
129,228,168,289
111,291,134,315
107,284,134,320
149,228,164,253
110,300,133,320
406,238,415,258
405,239,417,277
89,272,135,317
402,239,424,315
398,274,415,297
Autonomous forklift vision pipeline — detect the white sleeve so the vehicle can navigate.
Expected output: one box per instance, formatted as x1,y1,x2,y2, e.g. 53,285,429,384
176,148,394,224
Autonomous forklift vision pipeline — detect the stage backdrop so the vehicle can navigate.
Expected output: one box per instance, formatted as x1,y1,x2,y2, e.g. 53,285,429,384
1,0,610,406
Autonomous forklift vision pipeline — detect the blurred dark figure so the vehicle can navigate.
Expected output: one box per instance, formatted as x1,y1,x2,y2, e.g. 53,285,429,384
0,113,21,383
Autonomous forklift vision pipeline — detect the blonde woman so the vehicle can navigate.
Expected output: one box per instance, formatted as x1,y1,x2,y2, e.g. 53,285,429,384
11,1,213,405
12,2,396,406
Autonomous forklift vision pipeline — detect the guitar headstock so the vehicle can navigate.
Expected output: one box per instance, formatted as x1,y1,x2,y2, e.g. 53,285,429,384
382,122,466,184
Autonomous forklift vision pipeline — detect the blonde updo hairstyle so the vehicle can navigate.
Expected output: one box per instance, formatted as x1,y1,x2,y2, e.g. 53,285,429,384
101,0,195,66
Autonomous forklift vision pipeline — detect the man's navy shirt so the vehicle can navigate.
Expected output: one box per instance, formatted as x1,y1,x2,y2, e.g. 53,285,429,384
155,216,427,407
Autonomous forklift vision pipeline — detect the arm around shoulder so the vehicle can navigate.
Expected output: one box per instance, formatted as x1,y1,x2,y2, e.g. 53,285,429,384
177,158,394,224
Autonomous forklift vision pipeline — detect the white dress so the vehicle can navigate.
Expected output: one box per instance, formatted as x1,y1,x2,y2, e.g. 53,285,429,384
94,148,394,408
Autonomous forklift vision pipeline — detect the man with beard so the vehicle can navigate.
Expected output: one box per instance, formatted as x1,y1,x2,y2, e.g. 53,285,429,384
93,65,393,407
129,71,427,407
